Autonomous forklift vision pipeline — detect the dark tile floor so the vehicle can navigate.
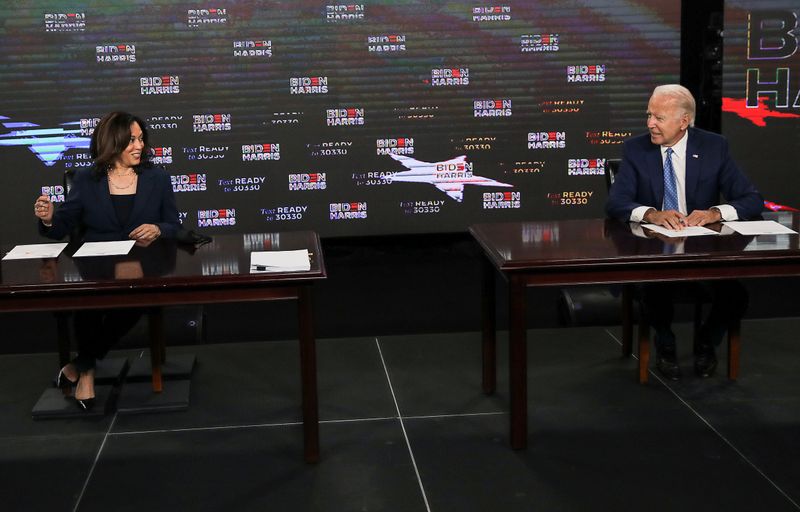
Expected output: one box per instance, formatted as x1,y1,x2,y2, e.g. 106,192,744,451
2,318,799,512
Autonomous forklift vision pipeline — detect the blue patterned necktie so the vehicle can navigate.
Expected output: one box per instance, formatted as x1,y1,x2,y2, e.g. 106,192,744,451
662,147,679,212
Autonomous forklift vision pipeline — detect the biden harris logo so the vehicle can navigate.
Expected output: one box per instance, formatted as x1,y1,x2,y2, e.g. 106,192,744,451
528,131,565,149
44,13,85,32
140,76,180,95
290,77,328,94
193,114,231,132
188,8,227,27
567,65,605,83
289,173,327,191
376,138,414,155
242,143,280,161
568,158,606,175
197,208,235,227
483,191,521,209
474,99,511,117
521,34,559,52
326,108,364,126
41,185,65,203
96,44,135,63
472,6,511,22
430,68,469,86
326,4,365,21
368,35,406,52
329,202,367,220
150,147,172,165
171,174,208,192
233,40,272,58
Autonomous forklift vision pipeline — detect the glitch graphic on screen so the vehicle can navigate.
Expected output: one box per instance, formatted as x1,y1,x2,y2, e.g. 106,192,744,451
723,1,800,211
0,1,680,240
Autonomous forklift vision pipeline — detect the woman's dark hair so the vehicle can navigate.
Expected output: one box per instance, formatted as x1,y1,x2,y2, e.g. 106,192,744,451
90,111,149,175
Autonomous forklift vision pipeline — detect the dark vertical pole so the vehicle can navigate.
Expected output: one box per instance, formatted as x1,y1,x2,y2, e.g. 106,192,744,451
481,256,497,395
298,285,320,463
508,274,527,449
621,284,633,357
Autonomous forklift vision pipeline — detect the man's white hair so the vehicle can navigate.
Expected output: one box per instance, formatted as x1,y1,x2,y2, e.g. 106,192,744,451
652,84,696,126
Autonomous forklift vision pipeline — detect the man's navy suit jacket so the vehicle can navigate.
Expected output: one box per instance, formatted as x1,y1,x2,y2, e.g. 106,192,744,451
41,164,180,242
606,127,762,222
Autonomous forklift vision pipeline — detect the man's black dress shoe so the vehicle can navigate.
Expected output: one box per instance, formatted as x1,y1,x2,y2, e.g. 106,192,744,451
694,345,718,378
656,353,681,381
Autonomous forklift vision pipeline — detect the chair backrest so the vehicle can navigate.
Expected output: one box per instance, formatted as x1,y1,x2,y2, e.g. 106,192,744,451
605,158,621,191
64,168,76,194
63,169,86,240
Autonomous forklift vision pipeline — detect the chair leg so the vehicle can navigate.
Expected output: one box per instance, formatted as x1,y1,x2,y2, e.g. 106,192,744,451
727,320,741,380
148,308,165,393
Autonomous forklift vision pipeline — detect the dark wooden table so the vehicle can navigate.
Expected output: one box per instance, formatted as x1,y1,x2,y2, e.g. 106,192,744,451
0,231,326,463
470,213,800,450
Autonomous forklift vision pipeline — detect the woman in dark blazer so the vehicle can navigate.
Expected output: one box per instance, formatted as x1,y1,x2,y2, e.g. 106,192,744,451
33,111,180,410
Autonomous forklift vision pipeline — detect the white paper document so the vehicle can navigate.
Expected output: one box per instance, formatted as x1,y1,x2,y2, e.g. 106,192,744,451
2,243,68,260
642,224,719,237
722,220,798,236
72,240,136,257
250,249,310,272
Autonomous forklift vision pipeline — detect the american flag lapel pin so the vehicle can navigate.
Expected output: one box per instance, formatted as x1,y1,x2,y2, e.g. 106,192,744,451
692,154,699,158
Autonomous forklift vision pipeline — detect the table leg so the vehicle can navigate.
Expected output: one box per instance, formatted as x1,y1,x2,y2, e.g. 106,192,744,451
148,308,164,393
298,286,320,463
482,257,496,395
508,275,527,450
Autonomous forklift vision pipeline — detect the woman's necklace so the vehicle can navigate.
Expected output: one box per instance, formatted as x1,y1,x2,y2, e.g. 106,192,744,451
108,170,136,190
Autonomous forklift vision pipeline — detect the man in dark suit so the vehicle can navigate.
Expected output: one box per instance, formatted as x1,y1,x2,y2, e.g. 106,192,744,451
606,84,762,380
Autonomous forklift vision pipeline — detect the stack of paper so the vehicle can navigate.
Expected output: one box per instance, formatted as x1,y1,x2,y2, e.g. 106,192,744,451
722,220,797,235
250,249,311,273
2,243,68,260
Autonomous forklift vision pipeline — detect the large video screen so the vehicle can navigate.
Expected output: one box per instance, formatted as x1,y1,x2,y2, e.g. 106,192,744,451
723,1,800,211
0,1,680,241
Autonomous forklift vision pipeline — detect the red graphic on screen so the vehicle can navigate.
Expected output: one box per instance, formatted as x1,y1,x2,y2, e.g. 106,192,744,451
764,200,799,212
722,97,800,127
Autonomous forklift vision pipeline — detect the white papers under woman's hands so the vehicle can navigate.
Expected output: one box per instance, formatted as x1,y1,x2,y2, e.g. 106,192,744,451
642,224,719,237
2,243,68,260
250,249,311,272
722,220,798,235
72,240,136,257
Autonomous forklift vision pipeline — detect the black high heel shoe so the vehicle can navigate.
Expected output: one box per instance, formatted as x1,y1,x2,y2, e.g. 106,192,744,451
73,372,96,412
75,397,96,411
55,366,78,389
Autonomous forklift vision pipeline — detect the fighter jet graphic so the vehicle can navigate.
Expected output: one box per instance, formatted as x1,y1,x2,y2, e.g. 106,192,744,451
0,116,91,166
387,153,512,202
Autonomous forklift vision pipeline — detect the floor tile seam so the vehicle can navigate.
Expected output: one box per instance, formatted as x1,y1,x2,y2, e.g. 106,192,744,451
604,328,800,510
0,431,112,443
72,413,118,512
402,411,507,421
105,411,512,438
107,416,401,437
374,336,432,512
